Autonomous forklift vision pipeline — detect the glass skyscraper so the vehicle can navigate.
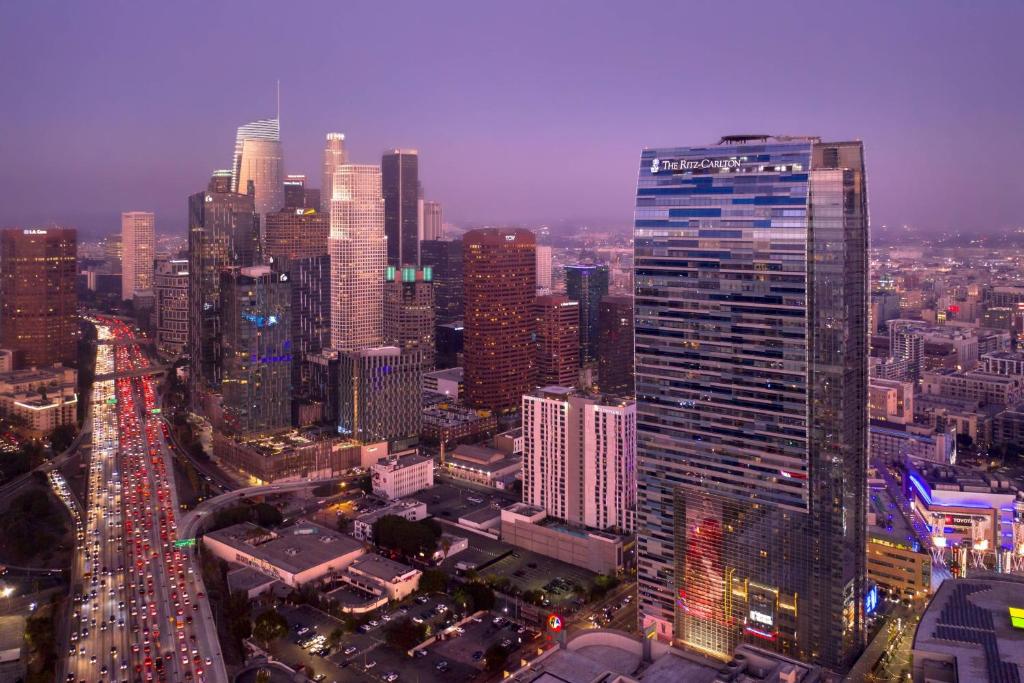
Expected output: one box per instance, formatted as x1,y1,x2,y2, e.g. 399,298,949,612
633,136,868,673
565,264,609,364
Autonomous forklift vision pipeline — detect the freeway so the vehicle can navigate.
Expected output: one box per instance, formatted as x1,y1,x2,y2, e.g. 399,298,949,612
61,318,228,683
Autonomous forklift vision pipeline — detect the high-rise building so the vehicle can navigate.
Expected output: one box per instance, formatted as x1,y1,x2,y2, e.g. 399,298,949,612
421,200,443,241
382,149,419,267
321,132,347,215
153,258,189,360
534,294,579,387
290,254,330,407
0,227,78,367
264,207,329,269
282,173,320,211
521,387,636,532
463,228,537,412
231,117,284,220
338,346,421,448
188,171,259,393
219,265,292,436
420,239,463,324
596,295,634,396
383,265,435,371
565,264,610,365
328,164,386,351
634,137,868,672
535,245,553,291
121,211,155,301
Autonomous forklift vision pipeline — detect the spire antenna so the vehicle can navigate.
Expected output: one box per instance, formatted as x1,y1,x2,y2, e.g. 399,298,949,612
275,79,280,121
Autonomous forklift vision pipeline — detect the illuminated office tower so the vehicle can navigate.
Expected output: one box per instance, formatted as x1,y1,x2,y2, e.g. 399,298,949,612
121,211,155,301
329,164,386,351
321,132,347,215
383,265,436,371
219,266,292,436
535,245,553,291
154,258,189,360
596,295,634,396
634,136,868,673
382,149,419,267
264,206,329,270
283,173,320,211
188,171,259,394
231,117,284,225
534,294,579,386
565,264,609,364
0,227,78,367
420,238,463,324
338,346,421,449
422,200,443,241
463,228,536,411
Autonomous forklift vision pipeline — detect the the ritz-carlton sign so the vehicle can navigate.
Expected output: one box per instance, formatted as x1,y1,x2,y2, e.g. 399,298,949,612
651,157,740,173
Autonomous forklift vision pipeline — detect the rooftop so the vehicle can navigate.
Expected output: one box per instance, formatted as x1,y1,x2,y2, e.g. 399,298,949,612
204,521,363,575
349,554,418,582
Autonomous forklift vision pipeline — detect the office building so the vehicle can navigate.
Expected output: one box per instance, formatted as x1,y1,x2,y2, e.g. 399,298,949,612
522,387,636,533
421,200,443,241
0,227,78,367
264,206,329,269
382,149,419,267
383,265,435,370
338,346,421,447
231,117,284,219
423,366,463,400
565,264,610,364
634,137,868,671
219,266,292,436
321,132,347,215
120,211,155,301
282,173,319,210
0,365,77,437
188,171,259,394
420,238,463,324
370,451,434,499
463,228,537,411
153,258,189,359
329,164,386,351
290,254,330,407
435,320,464,369
534,294,580,386
536,245,553,291
596,295,634,396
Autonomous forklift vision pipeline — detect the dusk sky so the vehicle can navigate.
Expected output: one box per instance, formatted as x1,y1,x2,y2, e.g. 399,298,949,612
1,1,1021,237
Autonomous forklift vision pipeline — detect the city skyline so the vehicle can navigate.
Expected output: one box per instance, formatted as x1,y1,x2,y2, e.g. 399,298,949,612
2,2,1022,237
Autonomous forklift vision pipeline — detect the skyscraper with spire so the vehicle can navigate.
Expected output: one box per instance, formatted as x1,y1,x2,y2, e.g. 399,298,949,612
231,117,284,221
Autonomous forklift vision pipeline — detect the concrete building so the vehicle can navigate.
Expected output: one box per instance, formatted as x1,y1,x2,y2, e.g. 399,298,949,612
535,244,553,291
534,294,580,387
264,207,329,269
982,351,1024,377
352,499,428,542
423,366,462,400
869,378,915,424
212,428,384,484
867,486,931,601
870,420,956,465
329,164,386,351
499,503,626,574
441,443,521,489
121,211,155,301
338,346,421,448
371,451,434,499
282,173,319,211
383,265,435,370
0,365,77,437
421,200,443,241
153,258,189,359
923,369,1024,408
202,521,364,587
0,227,78,367
522,387,636,533
320,132,347,215
343,554,421,601
420,395,497,446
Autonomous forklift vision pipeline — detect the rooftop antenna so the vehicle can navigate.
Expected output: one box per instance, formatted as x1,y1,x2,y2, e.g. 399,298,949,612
275,79,280,122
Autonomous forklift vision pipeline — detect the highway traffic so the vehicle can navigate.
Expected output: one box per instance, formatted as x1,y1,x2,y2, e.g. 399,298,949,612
62,318,227,683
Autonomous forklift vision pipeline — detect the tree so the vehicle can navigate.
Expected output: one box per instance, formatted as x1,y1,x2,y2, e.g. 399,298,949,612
252,502,283,527
327,627,345,649
590,573,620,600
384,618,428,651
49,424,77,453
484,642,509,672
373,515,441,558
419,568,447,594
252,608,289,648
463,581,496,612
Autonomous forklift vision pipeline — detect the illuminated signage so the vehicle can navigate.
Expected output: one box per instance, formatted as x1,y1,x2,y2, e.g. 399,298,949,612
23,229,48,235
505,235,516,241
1011,607,1024,629
749,609,774,627
242,313,280,328
173,538,196,548
651,157,740,174
547,614,563,632
865,584,879,615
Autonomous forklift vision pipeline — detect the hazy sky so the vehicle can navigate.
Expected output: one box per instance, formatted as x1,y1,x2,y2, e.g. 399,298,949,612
1,1,1021,237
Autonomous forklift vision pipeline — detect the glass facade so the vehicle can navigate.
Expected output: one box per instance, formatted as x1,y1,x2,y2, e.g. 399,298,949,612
634,137,868,673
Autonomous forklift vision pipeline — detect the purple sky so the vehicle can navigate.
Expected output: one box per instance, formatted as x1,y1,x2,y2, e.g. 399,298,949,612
1,1,1021,238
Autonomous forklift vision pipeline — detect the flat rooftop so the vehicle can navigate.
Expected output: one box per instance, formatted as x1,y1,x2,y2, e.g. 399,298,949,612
349,554,417,582
205,521,363,574
424,367,463,382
